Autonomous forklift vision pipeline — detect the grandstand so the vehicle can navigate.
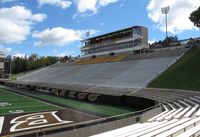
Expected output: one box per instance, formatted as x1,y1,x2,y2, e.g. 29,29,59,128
17,48,187,90
81,26,148,58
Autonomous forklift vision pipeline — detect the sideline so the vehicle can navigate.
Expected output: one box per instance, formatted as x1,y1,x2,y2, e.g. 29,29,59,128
0,86,101,119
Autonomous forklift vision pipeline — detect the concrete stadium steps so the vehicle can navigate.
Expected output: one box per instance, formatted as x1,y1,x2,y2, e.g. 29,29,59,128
74,58,90,65
156,117,200,137
49,61,73,67
129,88,200,103
18,47,187,90
91,96,200,137
18,56,180,89
147,105,169,122
121,47,187,61
91,117,200,137
149,97,200,122
74,53,128,65
52,47,187,67
111,53,128,62
176,124,200,137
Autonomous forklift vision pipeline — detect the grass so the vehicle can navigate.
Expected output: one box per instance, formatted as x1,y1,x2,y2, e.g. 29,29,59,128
0,86,137,116
148,46,200,91
0,106,57,115
0,88,59,116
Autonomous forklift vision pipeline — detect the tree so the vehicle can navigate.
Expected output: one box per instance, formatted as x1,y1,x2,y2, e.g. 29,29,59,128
29,54,38,61
8,54,59,74
189,7,200,28
12,57,26,74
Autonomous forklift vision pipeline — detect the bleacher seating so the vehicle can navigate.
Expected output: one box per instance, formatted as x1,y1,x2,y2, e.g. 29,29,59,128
18,58,182,89
121,47,187,61
147,105,169,122
108,53,128,62
74,53,128,65
129,88,199,103
156,117,200,137
91,96,200,137
176,125,200,137
17,48,188,96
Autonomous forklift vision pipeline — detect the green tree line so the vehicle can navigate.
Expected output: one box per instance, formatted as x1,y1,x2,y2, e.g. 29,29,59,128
6,54,59,74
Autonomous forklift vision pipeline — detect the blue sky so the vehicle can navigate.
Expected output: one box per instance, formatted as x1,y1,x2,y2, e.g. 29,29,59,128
0,0,199,57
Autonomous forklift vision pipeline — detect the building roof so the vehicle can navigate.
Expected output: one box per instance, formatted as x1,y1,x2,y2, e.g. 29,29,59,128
0,51,5,58
83,25,143,42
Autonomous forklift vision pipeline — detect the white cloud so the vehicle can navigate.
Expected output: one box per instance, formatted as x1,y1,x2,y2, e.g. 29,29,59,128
75,0,118,15
148,39,156,44
0,6,47,45
13,53,27,58
33,27,99,46
147,0,200,34
77,0,98,13
37,0,72,9
0,45,12,54
99,0,118,6
31,14,47,22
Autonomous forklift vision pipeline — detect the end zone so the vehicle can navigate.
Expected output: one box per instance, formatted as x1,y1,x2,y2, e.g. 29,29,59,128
0,109,101,136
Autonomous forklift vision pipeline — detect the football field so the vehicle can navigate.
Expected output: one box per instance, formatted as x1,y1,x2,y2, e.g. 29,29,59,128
0,88,59,116
0,85,137,116
0,87,101,136
0,86,137,136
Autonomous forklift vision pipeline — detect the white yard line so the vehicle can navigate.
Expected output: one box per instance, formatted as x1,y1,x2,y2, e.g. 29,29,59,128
0,117,4,134
0,104,50,109
0,87,101,119
0,88,62,109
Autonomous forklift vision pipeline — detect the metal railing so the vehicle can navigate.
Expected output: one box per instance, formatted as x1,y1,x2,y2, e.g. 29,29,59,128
6,103,161,137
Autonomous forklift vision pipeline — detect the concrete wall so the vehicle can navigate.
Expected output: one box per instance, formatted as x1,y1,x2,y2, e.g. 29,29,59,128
141,105,162,122
46,106,162,137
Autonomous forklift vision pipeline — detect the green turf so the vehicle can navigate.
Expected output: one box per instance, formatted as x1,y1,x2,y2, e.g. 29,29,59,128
37,95,136,116
148,46,200,91
0,88,59,116
0,86,137,116
0,105,58,115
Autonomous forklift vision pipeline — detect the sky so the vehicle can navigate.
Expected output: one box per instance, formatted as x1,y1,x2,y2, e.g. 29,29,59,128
0,0,199,57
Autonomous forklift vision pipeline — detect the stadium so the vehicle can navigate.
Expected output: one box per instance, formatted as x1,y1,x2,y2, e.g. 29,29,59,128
0,25,200,137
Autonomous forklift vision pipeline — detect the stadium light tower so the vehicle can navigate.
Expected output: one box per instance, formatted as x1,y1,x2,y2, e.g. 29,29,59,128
86,31,90,39
161,6,170,39
8,55,12,79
